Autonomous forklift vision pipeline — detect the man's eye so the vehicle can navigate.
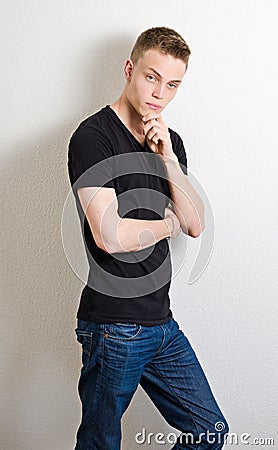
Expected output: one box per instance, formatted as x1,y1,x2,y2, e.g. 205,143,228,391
146,75,156,81
168,83,177,89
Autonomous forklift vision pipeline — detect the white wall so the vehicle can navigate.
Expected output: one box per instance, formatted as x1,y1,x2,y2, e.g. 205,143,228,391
1,1,278,449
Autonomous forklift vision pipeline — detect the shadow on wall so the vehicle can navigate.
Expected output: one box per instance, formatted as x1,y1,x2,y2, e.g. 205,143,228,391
0,33,166,450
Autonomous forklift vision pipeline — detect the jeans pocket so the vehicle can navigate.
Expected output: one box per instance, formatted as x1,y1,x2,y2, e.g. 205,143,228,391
103,323,142,340
75,329,94,369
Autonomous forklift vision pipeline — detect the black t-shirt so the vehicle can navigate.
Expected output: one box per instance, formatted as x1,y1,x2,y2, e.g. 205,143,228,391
67,105,187,325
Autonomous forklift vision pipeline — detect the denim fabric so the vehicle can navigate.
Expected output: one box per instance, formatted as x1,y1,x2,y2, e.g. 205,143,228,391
74,317,229,449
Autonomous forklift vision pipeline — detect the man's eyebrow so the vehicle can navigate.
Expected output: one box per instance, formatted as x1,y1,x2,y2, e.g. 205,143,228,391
147,67,182,83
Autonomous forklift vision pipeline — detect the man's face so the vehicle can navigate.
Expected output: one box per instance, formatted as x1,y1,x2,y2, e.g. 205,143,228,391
125,49,187,117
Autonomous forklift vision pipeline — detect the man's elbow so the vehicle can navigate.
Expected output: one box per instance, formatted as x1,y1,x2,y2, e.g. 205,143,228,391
189,225,204,238
94,232,117,254
190,217,205,238
92,218,129,254
182,215,205,238
95,234,128,254
191,203,205,237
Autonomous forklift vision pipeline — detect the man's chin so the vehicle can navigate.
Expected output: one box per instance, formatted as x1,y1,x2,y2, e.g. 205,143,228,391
130,101,163,118
138,104,155,117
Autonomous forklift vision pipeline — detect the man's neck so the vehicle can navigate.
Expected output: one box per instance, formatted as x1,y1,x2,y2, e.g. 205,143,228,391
110,94,144,141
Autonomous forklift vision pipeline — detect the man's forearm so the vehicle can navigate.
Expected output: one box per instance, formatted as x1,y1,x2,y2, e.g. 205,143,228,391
103,217,172,254
162,155,205,237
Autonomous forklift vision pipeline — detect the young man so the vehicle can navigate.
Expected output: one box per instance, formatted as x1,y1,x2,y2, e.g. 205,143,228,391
68,27,229,449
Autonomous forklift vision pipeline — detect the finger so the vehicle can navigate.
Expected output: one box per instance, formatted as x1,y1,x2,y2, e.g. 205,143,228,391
142,113,161,123
148,133,159,145
144,118,158,130
147,127,159,141
143,121,155,136
144,123,161,140
145,125,159,142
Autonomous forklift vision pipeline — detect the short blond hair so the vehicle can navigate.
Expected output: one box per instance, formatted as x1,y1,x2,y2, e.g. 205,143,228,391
130,27,191,69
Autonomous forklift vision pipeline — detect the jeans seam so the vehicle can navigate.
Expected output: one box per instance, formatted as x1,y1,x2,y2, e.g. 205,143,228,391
102,327,105,373
76,332,105,449
103,324,142,341
85,366,105,450
154,325,166,356
150,364,201,449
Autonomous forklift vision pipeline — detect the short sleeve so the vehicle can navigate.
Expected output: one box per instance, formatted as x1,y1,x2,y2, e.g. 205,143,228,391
164,129,188,205
68,125,115,193
169,128,188,175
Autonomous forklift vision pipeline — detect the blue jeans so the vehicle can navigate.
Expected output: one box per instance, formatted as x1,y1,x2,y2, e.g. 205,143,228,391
74,317,229,449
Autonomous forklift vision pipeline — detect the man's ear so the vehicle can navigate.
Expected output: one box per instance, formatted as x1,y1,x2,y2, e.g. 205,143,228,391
124,59,134,81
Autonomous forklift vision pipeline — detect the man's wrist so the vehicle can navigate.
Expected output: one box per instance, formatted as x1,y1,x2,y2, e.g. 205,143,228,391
161,152,179,164
164,216,174,236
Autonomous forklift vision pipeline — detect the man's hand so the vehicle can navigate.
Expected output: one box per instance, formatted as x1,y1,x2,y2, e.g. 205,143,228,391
142,113,176,160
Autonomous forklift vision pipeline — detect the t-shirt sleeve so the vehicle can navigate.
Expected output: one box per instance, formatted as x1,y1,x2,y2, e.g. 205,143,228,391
164,129,188,205
169,128,188,175
68,125,115,193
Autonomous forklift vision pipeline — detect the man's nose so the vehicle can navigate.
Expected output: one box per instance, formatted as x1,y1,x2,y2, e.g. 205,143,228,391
152,84,164,99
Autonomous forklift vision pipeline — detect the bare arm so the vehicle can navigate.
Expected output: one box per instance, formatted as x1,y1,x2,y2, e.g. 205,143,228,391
140,112,205,238
77,187,181,254
162,154,205,238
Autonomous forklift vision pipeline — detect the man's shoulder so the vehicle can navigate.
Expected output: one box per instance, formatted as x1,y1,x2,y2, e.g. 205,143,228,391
168,127,183,143
168,127,187,171
168,127,185,154
69,106,114,152
72,106,110,136
68,106,114,165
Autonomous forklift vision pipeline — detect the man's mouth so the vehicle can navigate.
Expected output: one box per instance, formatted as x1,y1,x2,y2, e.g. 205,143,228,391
146,102,162,110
